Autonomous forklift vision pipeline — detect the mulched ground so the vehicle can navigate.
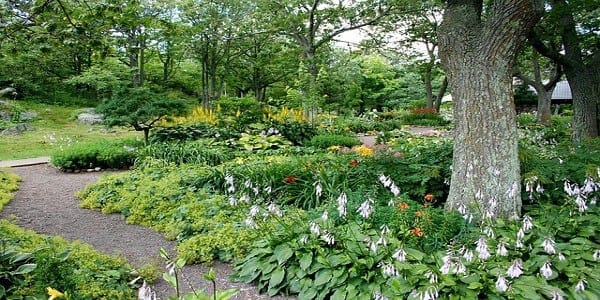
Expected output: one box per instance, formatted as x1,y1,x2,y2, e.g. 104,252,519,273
0,164,288,299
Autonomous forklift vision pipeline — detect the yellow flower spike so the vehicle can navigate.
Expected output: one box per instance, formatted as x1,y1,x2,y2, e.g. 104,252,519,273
47,287,65,300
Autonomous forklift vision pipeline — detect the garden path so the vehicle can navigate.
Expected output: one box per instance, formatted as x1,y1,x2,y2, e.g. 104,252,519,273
0,164,289,300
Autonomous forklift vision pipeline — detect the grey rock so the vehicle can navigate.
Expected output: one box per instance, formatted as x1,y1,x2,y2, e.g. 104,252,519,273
1,123,34,135
77,108,104,125
0,87,17,97
19,111,38,121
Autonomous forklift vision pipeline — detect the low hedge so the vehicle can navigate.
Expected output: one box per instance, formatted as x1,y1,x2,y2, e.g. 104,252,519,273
50,138,141,170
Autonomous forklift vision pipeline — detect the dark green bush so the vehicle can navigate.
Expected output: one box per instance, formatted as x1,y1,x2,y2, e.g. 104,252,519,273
271,120,318,145
150,123,240,143
50,138,140,170
399,108,448,127
305,134,361,149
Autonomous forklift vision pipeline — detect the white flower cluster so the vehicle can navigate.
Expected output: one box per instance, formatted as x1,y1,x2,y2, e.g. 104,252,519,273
379,174,400,197
564,176,600,212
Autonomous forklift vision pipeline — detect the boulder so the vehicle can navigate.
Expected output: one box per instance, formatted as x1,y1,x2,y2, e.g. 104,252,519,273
77,108,104,125
1,123,34,135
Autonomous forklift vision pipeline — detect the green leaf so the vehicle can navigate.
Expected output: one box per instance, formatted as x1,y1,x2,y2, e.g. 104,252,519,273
13,263,37,275
314,269,333,286
163,273,177,289
269,267,285,288
404,247,425,261
298,287,317,300
331,288,346,300
460,274,480,284
467,282,483,290
274,244,293,265
299,252,313,271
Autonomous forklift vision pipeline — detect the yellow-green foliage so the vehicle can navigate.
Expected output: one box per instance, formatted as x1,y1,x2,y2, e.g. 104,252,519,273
78,165,271,264
162,106,219,126
264,107,307,123
0,168,21,211
0,220,136,299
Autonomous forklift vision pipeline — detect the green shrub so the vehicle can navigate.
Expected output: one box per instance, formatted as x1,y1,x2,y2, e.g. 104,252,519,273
521,138,600,205
234,132,292,151
233,179,600,299
0,169,21,211
306,134,361,149
399,108,449,127
231,189,468,299
0,221,137,299
50,138,141,170
340,116,377,133
271,120,318,146
150,123,240,143
136,141,234,167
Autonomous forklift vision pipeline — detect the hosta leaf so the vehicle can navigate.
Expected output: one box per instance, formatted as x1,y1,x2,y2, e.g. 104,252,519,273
314,269,332,286
299,252,313,271
269,267,285,288
274,244,293,265
13,263,36,275
404,248,425,261
331,289,347,300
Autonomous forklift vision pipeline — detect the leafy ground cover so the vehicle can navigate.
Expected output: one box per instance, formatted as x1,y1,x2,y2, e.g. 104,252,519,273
0,169,139,299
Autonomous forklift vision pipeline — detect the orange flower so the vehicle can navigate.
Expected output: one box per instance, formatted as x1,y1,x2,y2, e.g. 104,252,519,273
348,159,359,167
284,175,298,183
397,202,409,211
410,227,424,237
415,210,423,218
424,193,434,202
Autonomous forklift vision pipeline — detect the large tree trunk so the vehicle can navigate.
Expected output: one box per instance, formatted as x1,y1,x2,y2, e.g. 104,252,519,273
439,0,543,219
566,69,599,141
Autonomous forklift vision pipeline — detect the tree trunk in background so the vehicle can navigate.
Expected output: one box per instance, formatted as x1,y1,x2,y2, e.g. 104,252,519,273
537,88,553,125
439,0,543,219
434,76,448,112
566,68,599,141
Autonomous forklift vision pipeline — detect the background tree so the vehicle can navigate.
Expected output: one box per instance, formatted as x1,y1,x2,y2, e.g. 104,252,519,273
529,0,599,141
260,0,402,113
97,87,186,144
514,46,562,125
439,0,544,218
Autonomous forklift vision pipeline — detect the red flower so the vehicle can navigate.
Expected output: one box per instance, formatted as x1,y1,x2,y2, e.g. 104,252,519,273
398,202,409,211
348,159,359,167
410,227,424,237
284,176,298,183
424,193,435,202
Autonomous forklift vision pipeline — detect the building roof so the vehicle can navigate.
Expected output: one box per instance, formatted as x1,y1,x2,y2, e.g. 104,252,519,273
552,81,572,100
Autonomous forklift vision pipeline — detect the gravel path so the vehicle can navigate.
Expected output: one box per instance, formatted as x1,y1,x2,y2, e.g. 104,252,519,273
0,164,285,300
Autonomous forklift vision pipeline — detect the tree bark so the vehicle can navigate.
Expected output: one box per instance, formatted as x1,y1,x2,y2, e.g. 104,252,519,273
568,69,599,140
439,0,543,219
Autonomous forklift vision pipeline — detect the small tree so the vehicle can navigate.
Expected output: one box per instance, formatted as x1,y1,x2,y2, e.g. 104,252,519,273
97,87,187,144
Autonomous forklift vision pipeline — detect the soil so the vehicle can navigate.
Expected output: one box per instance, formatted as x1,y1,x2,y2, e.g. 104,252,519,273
0,164,289,300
